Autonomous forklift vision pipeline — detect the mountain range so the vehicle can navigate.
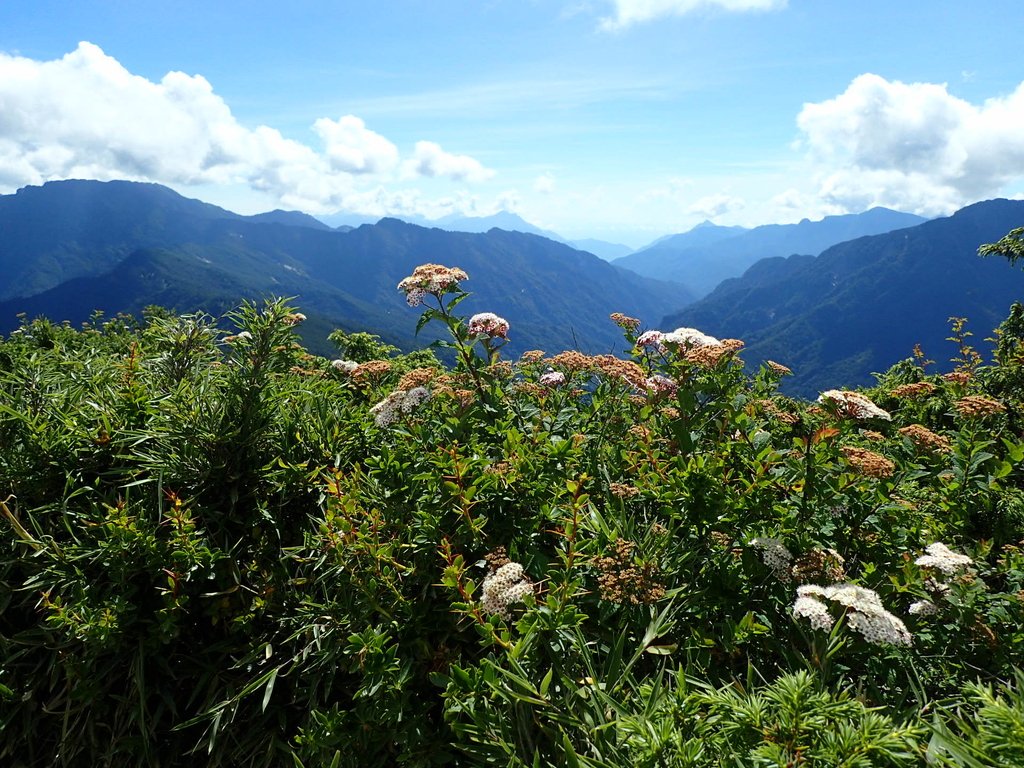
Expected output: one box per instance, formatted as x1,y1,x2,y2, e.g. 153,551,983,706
665,198,1024,395
0,180,689,357
616,208,927,297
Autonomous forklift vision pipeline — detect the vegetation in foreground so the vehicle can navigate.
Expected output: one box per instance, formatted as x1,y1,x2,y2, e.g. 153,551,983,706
3,238,1024,766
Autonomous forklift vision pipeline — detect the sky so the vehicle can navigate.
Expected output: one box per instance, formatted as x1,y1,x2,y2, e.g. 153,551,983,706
1,0,1023,247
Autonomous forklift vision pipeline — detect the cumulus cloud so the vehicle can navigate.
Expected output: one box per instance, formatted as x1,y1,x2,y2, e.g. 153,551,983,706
687,192,745,219
312,115,399,175
601,0,786,30
797,73,1024,215
0,42,493,212
403,141,495,183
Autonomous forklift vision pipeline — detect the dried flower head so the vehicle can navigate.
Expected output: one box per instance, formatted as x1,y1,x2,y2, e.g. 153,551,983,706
791,548,847,585
547,350,593,373
595,539,665,604
467,312,510,338
818,390,892,421
891,381,936,399
609,482,641,499
352,359,392,384
520,350,545,363
398,367,439,390
758,399,800,424
282,312,306,326
955,395,1006,418
841,446,896,478
942,371,972,385
899,424,952,453
610,312,641,331
766,360,793,376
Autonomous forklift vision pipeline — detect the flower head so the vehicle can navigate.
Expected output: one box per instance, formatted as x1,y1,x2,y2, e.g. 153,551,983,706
467,312,510,339
818,390,891,421
331,359,359,373
793,583,912,646
397,263,468,303
915,542,973,575
480,561,534,619
539,370,566,388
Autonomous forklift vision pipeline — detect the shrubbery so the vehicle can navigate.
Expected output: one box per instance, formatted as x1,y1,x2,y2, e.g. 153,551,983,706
2,256,1024,766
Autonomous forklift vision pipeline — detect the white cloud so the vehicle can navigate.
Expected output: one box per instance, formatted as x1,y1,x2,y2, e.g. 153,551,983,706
533,173,556,193
0,42,494,215
601,0,786,30
687,192,745,219
312,115,399,174
403,141,495,183
797,73,1024,215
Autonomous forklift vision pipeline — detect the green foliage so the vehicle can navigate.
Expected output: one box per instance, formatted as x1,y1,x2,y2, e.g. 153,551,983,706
2,263,1024,765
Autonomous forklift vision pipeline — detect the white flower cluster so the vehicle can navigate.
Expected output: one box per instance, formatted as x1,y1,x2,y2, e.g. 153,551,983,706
908,599,939,616
663,327,720,347
645,374,678,396
751,537,793,581
793,584,912,646
915,542,973,575
480,562,534,619
817,390,892,421
369,386,432,427
331,359,359,373
636,327,720,355
467,312,510,338
539,370,566,387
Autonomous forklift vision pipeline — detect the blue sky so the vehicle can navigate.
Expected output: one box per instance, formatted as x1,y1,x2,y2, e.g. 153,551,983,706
1,0,1023,246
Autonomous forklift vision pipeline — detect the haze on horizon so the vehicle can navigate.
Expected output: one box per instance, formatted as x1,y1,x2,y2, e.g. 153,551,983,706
1,0,1023,247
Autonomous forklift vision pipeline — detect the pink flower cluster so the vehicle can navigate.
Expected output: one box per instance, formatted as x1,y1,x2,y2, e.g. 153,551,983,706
467,312,510,339
397,264,469,307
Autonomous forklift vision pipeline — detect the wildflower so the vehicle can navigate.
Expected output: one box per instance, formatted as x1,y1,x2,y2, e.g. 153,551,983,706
908,599,939,616
369,387,432,427
539,370,566,388
610,312,641,331
592,355,647,388
636,330,665,352
663,327,720,347
398,367,438,390
841,446,895,478
519,349,545,363
898,424,952,453
915,542,973,575
684,339,742,368
818,390,891,421
751,537,793,581
791,547,846,585
331,359,359,373
352,359,392,384
943,371,972,385
891,381,936,399
793,584,912,646
793,592,835,632
645,374,678,397
397,263,468,303
467,312,510,339
547,350,592,373
766,360,792,376
223,331,253,343
609,482,641,499
955,395,1005,418
595,539,665,605
480,561,534,619
283,312,306,326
